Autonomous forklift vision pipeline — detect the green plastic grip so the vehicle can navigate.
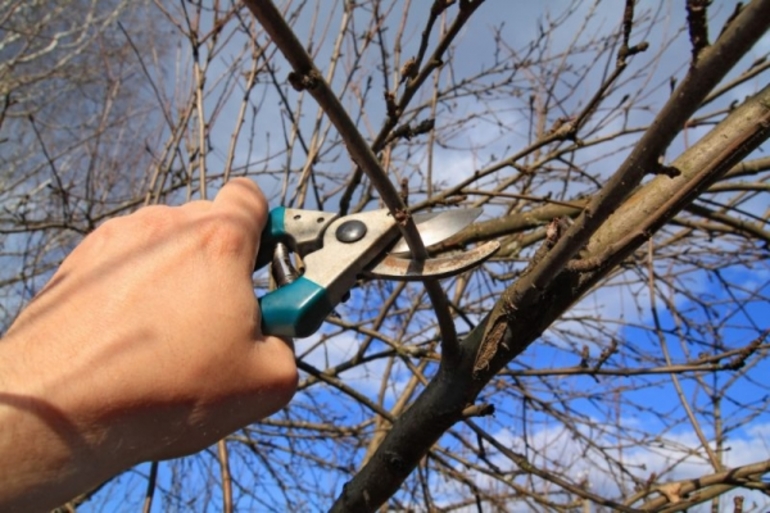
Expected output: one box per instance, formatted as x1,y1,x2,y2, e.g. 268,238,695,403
258,276,334,338
255,206,287,270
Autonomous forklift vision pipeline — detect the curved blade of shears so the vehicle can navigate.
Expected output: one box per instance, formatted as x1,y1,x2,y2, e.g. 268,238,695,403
366,240,499,280
388,208,483,255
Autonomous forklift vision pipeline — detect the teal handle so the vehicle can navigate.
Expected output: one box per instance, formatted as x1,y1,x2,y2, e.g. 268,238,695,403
258,276,334,338
255,206,287,270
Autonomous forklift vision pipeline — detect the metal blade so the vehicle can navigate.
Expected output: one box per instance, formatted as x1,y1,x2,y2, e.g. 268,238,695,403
389,208,483,255
366,240,500,280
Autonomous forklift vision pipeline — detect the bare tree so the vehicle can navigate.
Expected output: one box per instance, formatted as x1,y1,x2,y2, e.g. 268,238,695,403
0,0,172,328
3,0,770,511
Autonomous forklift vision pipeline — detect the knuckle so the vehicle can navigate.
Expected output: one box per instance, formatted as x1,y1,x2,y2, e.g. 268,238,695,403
198,213,250,259
92,215,123,240
132,205,176,236
85,206,179,255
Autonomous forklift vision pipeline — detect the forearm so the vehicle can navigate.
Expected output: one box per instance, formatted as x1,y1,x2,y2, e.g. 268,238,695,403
0,336,115,512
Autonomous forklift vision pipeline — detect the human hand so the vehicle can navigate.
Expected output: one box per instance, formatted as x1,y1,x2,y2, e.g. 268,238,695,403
0,178,297,510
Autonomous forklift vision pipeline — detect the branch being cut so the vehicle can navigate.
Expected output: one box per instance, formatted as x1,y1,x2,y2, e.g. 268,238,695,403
338,0,486,215
241,0,462,363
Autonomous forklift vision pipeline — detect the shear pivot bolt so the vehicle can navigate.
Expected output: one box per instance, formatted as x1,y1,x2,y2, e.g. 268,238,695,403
336,220,367,243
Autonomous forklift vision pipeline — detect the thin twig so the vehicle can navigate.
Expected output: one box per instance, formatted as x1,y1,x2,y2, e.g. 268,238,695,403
142,461,158,513
647,241,722,472
217,439,233,513
27,115,70,222
464,419,638,512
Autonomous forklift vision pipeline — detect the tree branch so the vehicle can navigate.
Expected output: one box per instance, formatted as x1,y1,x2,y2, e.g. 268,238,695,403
514,0,770,305
242,0,462,364
328,67,770,513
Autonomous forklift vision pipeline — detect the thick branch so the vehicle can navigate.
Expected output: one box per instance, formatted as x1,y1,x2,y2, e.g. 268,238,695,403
329,74,770,513
513,0,770,302
631,458,770,510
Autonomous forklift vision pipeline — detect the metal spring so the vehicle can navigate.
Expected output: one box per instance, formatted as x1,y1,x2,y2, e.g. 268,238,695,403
271,242,299,287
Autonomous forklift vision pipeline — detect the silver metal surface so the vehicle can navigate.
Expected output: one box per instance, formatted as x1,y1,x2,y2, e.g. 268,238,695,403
282,208,338,254
389,208,483,255
278,207,494,308
301,209,399,304
366,240,500,280
336,219,367,243
271,243,299,287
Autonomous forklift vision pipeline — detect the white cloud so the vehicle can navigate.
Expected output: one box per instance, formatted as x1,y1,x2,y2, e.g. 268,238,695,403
435,420,770,512
296,330,387,394
296,329,418,403
428,110,528,188
542,264,711,354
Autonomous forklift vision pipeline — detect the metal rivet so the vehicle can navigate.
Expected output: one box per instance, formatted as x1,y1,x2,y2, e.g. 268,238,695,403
336,220,367,243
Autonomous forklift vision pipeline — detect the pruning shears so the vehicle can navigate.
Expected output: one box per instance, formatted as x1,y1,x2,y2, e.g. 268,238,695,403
255,207,499,338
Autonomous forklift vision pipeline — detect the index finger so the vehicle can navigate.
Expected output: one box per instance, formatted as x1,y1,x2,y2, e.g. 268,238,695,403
212,178,270,263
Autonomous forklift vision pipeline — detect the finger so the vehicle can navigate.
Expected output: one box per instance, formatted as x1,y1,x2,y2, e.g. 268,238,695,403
212,178,269,262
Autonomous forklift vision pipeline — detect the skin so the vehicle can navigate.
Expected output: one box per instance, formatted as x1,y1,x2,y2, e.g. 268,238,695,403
0,179,298,511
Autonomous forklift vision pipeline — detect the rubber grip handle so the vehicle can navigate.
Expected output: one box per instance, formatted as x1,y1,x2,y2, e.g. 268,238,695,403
255,206,287,271
258,276,334,338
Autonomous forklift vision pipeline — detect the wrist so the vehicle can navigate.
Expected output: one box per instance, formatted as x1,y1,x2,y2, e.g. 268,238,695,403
0,332,116,511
